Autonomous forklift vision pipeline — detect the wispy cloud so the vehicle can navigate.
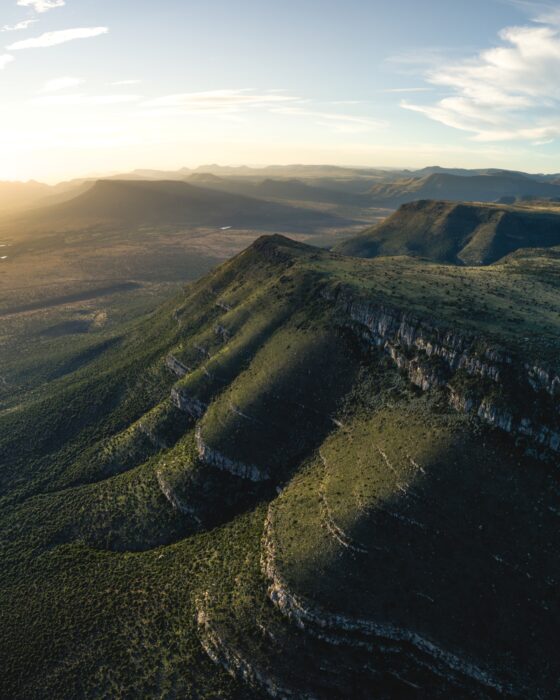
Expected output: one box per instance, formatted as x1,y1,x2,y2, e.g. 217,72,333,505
31,93,140,106
271,106,385,133
17,0,65,12
138,89,384,133
142,89,301,113
2,19,38,32
503,1,560,25
39,76,85,93
383,87,432,93
401,15,560,142
8,26,108,50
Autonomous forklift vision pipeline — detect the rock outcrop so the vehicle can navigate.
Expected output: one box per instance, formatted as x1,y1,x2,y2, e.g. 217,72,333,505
170,387,206,419
195,426,270,482
165,354,190,378
261,508,516,697
196,597,301,699
324,285,560,457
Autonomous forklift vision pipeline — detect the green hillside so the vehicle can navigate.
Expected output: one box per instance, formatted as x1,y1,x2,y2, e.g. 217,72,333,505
336,199,560,264
2,235,559,698
368,172,560,206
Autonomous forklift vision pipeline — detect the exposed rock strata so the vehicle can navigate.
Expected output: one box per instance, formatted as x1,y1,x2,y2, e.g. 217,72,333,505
165,354,190,378
325,286,560,456
319,452,368,554
156,471,202,524
170,387,206,419
195,426,270,482
196,597,305,699
261,509,517,697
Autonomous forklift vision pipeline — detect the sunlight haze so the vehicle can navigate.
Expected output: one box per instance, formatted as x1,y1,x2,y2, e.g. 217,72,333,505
2,0,560,181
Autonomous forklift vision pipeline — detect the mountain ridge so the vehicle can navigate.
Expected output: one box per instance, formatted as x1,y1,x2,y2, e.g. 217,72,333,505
335,199,560,264
8,178,349,232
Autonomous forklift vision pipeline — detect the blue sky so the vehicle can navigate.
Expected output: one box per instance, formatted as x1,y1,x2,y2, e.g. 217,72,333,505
1,0,560,181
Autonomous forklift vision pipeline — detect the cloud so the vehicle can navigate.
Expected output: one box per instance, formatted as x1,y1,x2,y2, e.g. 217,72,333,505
504,1,560,25
31,94,140,106
7,26,108,50
0,54,15,69
271,106,385,133
139,89,383,133
382,87,432,93
142,89,301,113
2,19,38,31
17,0,65,12
402,18,560,142
39,76,85,93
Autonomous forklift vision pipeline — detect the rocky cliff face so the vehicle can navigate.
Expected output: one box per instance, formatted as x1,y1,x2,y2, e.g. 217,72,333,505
171,387,206,419
165,354,190,378
261,509,512,696
323,285,560,457
195,426,270,482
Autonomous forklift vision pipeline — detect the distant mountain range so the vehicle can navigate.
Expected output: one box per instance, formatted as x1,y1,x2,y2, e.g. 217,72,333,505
8,179,348,232
184,173,371,206
4,165,560,216
367,172,560,206
335,199,560,265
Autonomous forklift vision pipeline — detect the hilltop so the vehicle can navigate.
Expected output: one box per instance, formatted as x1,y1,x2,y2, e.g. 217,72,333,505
1,233,559,698
336,199,560,265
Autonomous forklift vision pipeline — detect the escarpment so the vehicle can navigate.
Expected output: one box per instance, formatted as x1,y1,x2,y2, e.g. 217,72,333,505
171,387,207,418
195,425,270,482
260,508,515,698
165,354,190,378
323,285,560,457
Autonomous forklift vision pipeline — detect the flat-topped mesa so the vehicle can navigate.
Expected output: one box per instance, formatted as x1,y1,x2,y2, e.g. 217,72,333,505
324,285,560,456
195,426,270,482
170,386,206,419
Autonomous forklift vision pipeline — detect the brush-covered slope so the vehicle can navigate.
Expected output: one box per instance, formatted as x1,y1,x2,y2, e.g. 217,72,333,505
2,235,560,699
336,199,560,264
14,178,346,232
369,172,560,206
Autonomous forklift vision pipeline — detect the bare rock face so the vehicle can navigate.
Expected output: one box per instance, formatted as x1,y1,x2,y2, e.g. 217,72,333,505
165,354,190,378
260,509,513,697
323,285,560,457
195,426,270,482
170,387,206,418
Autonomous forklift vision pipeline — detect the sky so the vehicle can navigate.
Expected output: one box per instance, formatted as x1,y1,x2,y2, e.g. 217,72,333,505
1,0,560,182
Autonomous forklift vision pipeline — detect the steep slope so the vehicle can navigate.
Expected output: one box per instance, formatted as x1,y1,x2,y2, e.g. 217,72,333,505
369,172,560,206
336,199,560,264
1,235,560,698
12,179,347,233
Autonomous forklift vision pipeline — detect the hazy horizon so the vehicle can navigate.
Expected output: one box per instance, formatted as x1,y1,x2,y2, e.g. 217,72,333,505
8,160,560,187
3,0,560,181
